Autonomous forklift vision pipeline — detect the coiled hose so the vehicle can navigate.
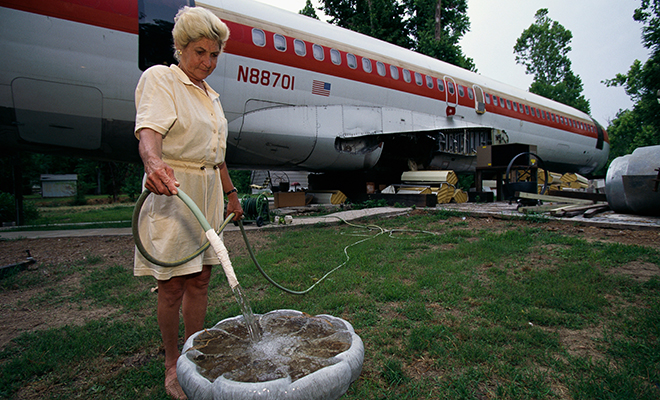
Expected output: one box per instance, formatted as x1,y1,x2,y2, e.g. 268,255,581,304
132,189,315,294
132,189,437,295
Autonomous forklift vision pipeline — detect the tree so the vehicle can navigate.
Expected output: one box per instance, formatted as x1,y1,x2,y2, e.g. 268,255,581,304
604,0,660,160
321,0,411,49
320,0,473,69
514,9,590,114
404,0,475,70
300,0,320,19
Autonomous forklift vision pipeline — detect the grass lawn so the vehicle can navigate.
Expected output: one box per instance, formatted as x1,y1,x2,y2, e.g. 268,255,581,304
1,209,659,399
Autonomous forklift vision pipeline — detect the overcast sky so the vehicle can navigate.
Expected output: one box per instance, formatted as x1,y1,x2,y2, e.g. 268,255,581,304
255,0,650,125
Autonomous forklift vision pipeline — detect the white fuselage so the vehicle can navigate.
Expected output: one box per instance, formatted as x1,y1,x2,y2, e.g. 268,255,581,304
0,0,609,175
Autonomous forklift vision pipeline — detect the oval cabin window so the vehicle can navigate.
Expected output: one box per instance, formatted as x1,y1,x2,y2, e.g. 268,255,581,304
273,34,286,51
294,39,306,56
390,65,399,80
252,29,266,47
347,53,357,69
313,44,324,61
331,49,341,65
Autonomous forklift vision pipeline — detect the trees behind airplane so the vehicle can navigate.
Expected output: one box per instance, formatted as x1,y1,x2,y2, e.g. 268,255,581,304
316,0,475,70
513,8,591,116
604,0,660,164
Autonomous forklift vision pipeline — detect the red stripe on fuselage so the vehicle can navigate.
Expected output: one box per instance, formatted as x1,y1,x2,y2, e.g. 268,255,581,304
221,19,603,142
0,0,138,34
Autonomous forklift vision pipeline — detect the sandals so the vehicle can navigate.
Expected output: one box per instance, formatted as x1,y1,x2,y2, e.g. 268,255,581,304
165,364,187,400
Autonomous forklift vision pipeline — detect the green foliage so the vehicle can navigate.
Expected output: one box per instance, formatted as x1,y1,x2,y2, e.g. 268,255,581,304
0,192,39,223
514,8,590,114
299,0,320,19
321,0,474,69
404,0,475,70
322,0,411,48
604,0,660,163
228,170,252,194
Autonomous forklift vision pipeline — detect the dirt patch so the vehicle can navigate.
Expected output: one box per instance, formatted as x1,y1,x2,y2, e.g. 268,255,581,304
0,229,272,352
558,325,606,361
607,261,660,282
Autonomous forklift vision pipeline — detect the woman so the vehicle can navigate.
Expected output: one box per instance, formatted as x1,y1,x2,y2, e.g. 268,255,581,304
133,6,243,399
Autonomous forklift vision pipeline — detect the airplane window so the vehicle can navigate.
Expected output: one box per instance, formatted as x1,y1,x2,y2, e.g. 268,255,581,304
458,85,464,97
294,39,306,56
362,57,372,73
485,93,490,104
531,108,536,117
426,75,433,89
402,69,411,83
513,102,518,112
390,65,399,80
377,61,386,76
437,79,445,92
313,44,324,61
273,34,286,51
492,95,497,106
525,105,530,114
542,110,546,119
447,81,455,95
506,100,512,109
331,49,341,65
551,114,555,122
252,28,266,47
500,97,505,107
468,87,474,99
414,72,423,86
347,53,357,69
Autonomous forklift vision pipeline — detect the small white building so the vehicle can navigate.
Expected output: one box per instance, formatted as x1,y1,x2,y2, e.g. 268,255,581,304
40,174,77,198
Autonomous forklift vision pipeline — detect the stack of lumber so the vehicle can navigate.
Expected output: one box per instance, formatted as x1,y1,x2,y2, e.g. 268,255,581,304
436,183,455,204
308,190,347,204
560,172,589,190
452,188,468,203
516,191,609,218
401,170,458,186
381,182,466,204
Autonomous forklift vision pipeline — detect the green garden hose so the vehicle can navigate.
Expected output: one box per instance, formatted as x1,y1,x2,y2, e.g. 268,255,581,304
132,189,311,294
132,189,435,296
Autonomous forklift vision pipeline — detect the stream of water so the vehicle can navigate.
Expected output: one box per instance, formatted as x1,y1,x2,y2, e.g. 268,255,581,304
231,284,262,342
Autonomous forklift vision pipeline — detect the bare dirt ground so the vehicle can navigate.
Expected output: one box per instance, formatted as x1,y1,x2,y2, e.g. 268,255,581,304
1,215,659,353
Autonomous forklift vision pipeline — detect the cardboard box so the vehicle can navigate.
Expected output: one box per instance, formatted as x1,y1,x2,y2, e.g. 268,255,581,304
274,192,306,208
476,144,538,168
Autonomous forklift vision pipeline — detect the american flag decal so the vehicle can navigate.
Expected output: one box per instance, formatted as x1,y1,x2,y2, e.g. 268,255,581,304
312,80,331,96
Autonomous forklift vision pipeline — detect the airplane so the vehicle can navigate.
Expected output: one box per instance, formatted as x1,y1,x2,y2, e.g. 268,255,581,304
0,0,609,194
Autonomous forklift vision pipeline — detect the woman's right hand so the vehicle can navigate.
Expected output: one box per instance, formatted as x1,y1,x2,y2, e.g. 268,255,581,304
138,128,179,196
145,158,179,196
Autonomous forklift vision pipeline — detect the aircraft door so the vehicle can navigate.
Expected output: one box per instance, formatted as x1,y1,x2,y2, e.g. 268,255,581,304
444,76,458,116
139,0,195,71
473,85,486,114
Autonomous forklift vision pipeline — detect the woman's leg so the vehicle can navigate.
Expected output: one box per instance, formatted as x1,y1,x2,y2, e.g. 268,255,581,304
182,265,212,340
157,276,186,369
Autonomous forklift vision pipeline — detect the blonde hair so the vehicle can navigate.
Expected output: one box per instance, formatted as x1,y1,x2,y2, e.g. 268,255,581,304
172,6,229,61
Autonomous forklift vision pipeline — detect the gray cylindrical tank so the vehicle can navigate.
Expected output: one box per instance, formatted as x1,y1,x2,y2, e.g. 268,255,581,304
177,310,364,400
606,145,660,216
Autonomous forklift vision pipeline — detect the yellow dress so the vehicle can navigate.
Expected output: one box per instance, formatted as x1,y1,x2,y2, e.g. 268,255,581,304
133,65,228,280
